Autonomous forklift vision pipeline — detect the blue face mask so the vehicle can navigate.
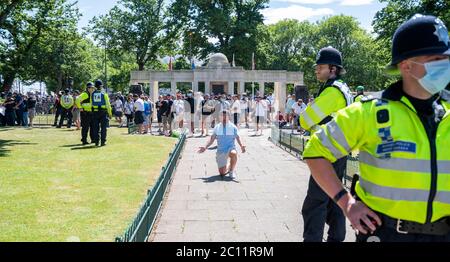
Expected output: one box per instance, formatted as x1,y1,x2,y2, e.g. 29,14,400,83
411,59,450,95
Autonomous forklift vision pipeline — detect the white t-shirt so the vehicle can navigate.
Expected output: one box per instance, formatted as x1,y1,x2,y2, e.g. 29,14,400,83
173,99,185,115
134,98,144,112
292,102,307,115
255,100,267,117
114,99,123,112
231,100,241,114
240,99,248,110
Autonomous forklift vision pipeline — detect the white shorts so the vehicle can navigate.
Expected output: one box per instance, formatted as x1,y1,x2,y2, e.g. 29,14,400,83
215,149,236,168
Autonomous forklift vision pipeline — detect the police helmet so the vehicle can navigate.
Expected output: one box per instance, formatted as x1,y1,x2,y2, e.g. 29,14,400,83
387,14,450,73
314,46,346,74
64,88,70,94
95,79,103,88
86,82,94,88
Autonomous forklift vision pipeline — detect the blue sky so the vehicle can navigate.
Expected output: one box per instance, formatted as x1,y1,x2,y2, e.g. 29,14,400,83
75,0,387,33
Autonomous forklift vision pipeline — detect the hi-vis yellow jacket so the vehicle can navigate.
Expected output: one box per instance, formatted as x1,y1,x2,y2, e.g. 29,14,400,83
303,81,450,223
75,91,92,112
300,78,353,131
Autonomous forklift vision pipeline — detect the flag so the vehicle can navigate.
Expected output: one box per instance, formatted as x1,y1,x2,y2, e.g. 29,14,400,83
191,58,196,69
168,56,173,71
251,52,255,70
232,53,235,67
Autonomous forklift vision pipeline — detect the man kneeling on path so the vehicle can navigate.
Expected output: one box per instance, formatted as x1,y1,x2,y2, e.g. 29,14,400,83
198,110,246,179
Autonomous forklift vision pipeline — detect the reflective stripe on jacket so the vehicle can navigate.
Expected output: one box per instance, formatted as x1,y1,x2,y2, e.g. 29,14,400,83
300,79,353,131
303,81,450,223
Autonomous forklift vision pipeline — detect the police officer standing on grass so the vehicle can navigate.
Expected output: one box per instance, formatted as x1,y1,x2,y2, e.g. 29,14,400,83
58,89,74,128
302,14,450,242
299,46,353,242
76,82,95,145
91,80,112,146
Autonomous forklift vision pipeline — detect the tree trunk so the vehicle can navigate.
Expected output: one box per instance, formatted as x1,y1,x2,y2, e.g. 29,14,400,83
138,62,145,71
2,73,15,92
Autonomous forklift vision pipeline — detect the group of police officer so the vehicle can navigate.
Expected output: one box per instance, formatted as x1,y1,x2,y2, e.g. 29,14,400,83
299,14,450,242
76,80,112,147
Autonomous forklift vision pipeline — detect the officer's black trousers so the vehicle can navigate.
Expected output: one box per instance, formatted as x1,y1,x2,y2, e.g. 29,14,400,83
58,108,73,128
356,224,450,242
80,111,94,143
53,107,62,126
92,110,108,144
302,156,347,242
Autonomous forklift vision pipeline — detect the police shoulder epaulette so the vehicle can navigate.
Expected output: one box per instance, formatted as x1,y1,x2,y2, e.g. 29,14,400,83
331,80,344,89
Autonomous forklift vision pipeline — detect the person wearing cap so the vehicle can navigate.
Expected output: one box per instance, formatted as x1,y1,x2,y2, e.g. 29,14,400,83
58,89,74,128
354,86,365,103
300,46,353,242
91,80,112,146
198,110,246,179
302,14,450,242
76,82,95,145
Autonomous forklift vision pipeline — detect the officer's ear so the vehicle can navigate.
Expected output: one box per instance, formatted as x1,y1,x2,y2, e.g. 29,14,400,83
328,65,337,75
398,60,412,75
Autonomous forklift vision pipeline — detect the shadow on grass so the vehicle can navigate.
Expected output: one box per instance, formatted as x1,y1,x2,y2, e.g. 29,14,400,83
0,140,37,157
70,145,98,150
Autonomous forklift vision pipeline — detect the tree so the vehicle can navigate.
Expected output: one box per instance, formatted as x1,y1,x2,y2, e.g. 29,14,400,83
173,0,269,69
0,0,78,92
88,0,181,71
373,0,450,42
256,16,394,94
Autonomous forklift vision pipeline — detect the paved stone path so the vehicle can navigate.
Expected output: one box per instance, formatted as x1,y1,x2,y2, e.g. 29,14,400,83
149,128,355,242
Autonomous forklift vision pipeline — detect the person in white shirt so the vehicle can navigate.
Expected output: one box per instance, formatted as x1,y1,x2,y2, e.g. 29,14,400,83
240,94,249,128
291,99,307,132
254,96,267,136
113,96,124,127
173,93,185,129
230,95,241,127
133,94,145,134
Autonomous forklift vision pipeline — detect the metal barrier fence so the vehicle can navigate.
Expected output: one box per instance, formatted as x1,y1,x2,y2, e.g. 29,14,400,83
115,132,187,242
270,126,358,187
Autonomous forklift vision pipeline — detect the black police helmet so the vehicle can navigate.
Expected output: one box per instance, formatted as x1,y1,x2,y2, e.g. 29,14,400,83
64,88,70,94
387,14,450,73
314,46,346,74
86,82,94,88
95,79,103,88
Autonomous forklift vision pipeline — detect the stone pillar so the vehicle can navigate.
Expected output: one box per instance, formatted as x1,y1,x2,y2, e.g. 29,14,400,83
239,81,245,95
275,81,286,113
193,81,199,93
228,81,234,95
204,81,210,95
258,81,264,97
149,81,159,101
171,80,177,95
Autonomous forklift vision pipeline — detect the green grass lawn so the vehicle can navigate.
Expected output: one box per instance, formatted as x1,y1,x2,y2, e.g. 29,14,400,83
0,126,176,241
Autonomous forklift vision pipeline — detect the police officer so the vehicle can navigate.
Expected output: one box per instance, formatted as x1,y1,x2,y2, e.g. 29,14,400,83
58,89,74,128
302,14,450,242
76,82,95,145
354,86,365,102
91,80,112,146
299,46,353,242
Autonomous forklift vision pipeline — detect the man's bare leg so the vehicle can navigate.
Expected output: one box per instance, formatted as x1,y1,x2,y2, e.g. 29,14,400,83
228,150,238,172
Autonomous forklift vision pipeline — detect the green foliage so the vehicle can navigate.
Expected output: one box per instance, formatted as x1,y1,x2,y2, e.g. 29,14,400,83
88,0,180,71
256,16,395,94
373,0,450,43
173,0,269,69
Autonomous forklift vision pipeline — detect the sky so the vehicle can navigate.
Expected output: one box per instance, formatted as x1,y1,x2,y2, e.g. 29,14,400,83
75,0,387,33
